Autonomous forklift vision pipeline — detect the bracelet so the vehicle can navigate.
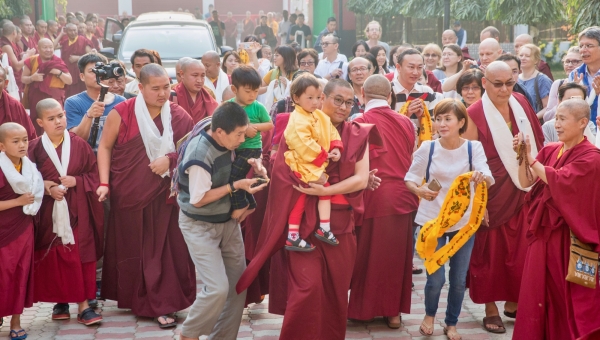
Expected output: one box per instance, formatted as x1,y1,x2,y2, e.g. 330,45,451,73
85,112,92,119
99,183,109,187
530,160,538,167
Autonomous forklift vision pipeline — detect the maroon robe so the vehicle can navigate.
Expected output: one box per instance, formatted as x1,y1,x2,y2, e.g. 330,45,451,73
466,92,544,303
538,60,554,82
173,83,218,124
514,140,600,340
462,46,473,60
60,35,92,98
29,132,104,302
85,34,101,51
101,98,196,317
20,35,36,52
0,90,36,141
23,55,70,136
242,19,256,41
0,167,34,317
33,31,52,45
1,36,25,93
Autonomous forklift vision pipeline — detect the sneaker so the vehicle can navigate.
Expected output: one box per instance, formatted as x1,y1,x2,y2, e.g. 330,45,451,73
77,307,102,326
314,227,339,246
52,303,70,320
285,237,316,252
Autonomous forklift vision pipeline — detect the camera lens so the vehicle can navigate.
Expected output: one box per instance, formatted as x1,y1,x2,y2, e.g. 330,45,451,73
112,67,125,77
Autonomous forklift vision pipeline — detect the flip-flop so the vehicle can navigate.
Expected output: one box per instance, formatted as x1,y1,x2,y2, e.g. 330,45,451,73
503,309,517,319
444,326,462,340
9,329,27,340
419,319,434,336
483,315,506,334
156,314,177,329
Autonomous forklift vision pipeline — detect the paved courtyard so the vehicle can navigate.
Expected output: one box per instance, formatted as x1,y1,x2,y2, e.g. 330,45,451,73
0,258,514,339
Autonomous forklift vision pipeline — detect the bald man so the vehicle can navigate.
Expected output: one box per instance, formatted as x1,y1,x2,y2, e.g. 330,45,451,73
172,58,218,123
1,22,36,94
0,67,36,140
47,20,59,42
463,61,544,333
32,20,48,45
96,64,195,327
84,19,101,50
28,98,103,325
442,29,472,60
202,50,230,102
21,38,72,136
56,23,93,98
514,99,600,339
18,17,36,52
514,34,554,80
348,75,417,327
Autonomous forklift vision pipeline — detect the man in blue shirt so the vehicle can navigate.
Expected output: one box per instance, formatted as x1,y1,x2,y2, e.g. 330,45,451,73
314,17,337,53
569,26,600,128
65,53,126,153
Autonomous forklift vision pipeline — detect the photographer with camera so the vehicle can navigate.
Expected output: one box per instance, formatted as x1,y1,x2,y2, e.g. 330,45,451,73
66,53,125,152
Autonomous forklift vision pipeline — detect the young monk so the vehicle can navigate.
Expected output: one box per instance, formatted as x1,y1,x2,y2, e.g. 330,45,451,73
29,98,104,325
0,122,44,340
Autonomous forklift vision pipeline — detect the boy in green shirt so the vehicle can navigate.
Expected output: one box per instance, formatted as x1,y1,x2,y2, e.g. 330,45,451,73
228,65,273,216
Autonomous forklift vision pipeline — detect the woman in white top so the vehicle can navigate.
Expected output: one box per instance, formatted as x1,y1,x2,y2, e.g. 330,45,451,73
405,99,494,340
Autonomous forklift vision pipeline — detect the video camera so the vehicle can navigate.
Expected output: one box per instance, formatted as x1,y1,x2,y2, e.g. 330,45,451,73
92,61,125,84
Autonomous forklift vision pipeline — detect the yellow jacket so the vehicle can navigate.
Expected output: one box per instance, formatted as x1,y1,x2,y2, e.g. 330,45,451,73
284,107,343,183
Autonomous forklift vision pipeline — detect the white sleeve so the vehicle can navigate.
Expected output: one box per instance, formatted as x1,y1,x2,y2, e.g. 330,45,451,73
187,165,213,205
461,31,467,48
405,141,432,185
313,60,327,78
543,80,561,122
471,141,495,186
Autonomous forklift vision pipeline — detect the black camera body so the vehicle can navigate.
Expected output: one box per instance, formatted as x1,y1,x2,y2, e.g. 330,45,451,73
92,62,125,84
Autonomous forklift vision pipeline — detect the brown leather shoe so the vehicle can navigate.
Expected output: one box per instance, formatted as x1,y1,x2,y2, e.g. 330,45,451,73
384,316,401,329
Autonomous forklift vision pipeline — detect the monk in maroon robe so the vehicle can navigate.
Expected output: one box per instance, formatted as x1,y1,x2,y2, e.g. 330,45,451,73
32,20,49,45
463,61,544,333
58,24,93,98
0,123,41,340
513,99,600,340
18,18,36,52
97,64,195,326
29,98,104,325
347,75,417,327
84,20,101,51
1,22,36,95
22,38,72,136
0,68,36,140
172,59,218,123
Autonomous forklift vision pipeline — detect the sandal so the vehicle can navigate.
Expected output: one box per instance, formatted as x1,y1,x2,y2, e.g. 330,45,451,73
314,227,339,246
483,315,506,334
444,327,462,340
52,303,70,320
156,314,177,329
413,264,424,275
285,236,316,252
9,329,27,340
419,319,434,336
77,307,103,326
383,316,401,329
503,309,517,319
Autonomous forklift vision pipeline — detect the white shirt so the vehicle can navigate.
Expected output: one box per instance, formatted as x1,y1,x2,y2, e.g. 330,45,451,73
405,139,494,233
125,78,140,95
318,52,348,63
314,53,348,80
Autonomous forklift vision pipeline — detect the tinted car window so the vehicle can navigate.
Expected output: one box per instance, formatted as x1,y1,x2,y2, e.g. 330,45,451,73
120,25,213,60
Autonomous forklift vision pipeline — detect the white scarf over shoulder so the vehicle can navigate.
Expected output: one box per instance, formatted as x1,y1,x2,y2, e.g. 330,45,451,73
482,93,538,191
204,68,230,103
135,92,175,178
41,130,74,245
0,152,43,215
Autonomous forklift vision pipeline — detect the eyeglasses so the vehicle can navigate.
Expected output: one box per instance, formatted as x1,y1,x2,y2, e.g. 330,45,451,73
299,61,315,66
326,94,354,108
579,44,598,50
461,86,481,93
484,77,516,88
321,42,335,47
350,67,369,73
423,54,439,58
564,59,583,66
442,53,458,57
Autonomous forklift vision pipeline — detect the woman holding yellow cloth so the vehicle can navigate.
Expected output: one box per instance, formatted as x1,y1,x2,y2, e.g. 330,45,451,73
405,99,494,340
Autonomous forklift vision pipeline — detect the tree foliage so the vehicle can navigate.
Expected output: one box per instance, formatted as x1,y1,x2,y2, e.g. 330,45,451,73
567,0,600,34
0,0,31,20
487,0,565,26
347,0,404,16
400,0,444,19
451,0,489,21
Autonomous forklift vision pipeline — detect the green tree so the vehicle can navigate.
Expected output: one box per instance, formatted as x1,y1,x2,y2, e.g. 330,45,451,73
487,0,564,26
347,0,404,16
0,0,31,20
567,0,600,34
399,0,488,20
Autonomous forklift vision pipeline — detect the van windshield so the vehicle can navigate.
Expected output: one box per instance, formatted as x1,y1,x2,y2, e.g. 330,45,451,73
120,25,214,60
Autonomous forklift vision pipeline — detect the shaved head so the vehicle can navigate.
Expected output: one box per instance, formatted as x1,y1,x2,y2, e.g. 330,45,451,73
558,99,591,121
515,34,534,54
139,63,169,84
363,74,392,100
485,61,512,76
480,38,501,51
66,23,77,30
176,57,193,68
20,18,32,26
479,38,503,67
0,122,26,142
36,20,46,26
180,58,200,72
442,29,458,45
2,22,15,36
202,51,220,63
37,38,53,47
36,98,62,119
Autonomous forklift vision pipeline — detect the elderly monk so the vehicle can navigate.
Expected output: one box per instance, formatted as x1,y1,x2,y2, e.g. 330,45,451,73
0,122,43,340
513,99,600,339
18,17,36,52
202,50,230,102
514,34,553,81
21,38,72,136
443,38,503,93
29,98,104,325
96,64,195,328
0,68,36,140
1,22,36,95
172,58,218,123
32,20,49,45
237,79,382,339
463,61,544,333
56,23,93,98
347,75,417,328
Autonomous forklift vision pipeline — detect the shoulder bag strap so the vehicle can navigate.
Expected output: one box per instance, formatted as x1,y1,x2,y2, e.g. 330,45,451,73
468,140,473,171
426,141,435,183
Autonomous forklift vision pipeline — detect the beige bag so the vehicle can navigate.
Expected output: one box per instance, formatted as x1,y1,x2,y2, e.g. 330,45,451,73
566,231,598,288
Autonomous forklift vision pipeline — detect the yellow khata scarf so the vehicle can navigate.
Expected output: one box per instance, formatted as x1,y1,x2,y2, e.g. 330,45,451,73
416,172,488,274
399,95,432,147
239,49,250,65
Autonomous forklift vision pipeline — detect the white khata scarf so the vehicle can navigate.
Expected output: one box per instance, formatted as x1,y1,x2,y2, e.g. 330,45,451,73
0,152,43,215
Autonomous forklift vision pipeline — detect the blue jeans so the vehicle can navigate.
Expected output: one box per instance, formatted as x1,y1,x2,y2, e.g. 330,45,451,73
424,231,475,326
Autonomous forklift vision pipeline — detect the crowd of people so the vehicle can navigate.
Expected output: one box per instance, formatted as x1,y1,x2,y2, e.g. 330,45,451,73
1,8,600,340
